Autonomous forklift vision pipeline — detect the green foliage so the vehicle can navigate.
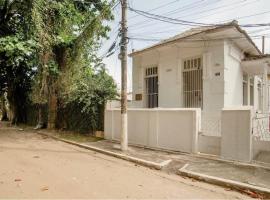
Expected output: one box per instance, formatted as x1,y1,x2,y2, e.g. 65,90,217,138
63,59,117,130
0,0,118,129
47,60,60,77
0,36,36,67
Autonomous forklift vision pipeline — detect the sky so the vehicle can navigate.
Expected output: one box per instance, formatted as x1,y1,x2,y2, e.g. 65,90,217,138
98,0,270,92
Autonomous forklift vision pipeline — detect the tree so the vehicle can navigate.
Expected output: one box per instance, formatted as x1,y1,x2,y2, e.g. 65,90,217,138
0,0,37,124
0,0,117,130
31,0,116,129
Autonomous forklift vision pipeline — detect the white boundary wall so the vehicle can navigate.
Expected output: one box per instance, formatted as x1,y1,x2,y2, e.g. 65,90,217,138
253,139,270,161
221,107,253,162
198,134,221,156
105,108,201,153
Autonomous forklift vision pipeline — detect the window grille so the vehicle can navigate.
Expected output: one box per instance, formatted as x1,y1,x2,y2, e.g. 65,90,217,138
145,67,158,108
183,57,203,108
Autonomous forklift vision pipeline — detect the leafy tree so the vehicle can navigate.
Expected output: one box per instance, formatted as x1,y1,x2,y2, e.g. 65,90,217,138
0,0,37,124
63,51,117,130
0,0,118,130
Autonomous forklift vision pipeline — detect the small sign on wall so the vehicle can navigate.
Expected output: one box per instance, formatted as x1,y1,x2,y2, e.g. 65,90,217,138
135,94,142,101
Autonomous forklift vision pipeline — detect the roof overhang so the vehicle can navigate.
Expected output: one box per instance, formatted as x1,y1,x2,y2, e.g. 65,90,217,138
129,22,261,57
242,56,270,75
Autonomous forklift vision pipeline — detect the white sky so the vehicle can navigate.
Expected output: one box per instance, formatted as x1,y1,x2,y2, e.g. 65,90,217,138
98,0,270,92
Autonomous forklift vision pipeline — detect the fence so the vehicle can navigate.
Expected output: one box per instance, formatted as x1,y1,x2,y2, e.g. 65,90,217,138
252,113,270,141
105,108,201,153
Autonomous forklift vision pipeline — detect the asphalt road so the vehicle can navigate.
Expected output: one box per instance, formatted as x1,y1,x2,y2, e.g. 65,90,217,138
0,124,252,199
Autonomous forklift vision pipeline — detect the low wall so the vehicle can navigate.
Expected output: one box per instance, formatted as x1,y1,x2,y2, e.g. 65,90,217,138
105,108,201,153
221,107,253,162
198,134,221,156
253,139,270,159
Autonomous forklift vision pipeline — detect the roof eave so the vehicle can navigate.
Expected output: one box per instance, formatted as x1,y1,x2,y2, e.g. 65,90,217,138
129,22,262,57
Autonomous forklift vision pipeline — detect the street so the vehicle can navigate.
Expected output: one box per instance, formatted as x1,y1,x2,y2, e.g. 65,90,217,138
0,124,251,199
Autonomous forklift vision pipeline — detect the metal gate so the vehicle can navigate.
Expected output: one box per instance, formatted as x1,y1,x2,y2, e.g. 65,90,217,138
253,113,270,141
183,57,203,108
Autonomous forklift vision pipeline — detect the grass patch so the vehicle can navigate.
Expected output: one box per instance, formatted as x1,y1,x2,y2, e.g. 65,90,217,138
57,133,103,143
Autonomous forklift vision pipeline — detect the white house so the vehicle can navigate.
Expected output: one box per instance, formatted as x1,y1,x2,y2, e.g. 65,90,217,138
105,21,270,161
129,21,270,136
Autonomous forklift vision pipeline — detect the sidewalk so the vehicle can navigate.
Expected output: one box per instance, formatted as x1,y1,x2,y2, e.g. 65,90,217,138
37,129,270,198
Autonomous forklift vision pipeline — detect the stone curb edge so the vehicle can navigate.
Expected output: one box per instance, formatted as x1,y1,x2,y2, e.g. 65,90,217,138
36,131,171,170
178,164,270,198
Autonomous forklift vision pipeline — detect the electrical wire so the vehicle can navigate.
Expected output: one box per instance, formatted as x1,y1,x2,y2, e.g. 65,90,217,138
128,0,207,28
128,0,181,21
128,6,270,28
129,0,260,31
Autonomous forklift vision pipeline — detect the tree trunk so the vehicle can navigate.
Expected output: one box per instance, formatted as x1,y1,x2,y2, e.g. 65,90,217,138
7,88,18,125
37,51,50,128
0,93,8,121
49,46,67,129
47,81,57,129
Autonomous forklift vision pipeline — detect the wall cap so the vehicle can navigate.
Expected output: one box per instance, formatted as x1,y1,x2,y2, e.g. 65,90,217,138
222,106,253,111
106,108,201,112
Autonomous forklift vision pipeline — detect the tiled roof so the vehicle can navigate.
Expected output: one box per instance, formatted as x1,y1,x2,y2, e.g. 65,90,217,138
129,20,261,56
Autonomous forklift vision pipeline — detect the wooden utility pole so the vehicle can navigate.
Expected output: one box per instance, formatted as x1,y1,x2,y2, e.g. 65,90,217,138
120,0,128,151
262,36,265,54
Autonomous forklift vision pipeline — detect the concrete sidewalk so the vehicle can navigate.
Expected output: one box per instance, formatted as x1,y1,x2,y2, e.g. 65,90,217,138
37,130,270,198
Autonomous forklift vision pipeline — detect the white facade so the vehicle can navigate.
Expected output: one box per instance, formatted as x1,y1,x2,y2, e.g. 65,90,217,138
131,39,264,111
105,23,270,162
129,24,270,137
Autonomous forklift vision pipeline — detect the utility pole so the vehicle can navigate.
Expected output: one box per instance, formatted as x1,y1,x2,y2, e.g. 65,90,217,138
120,0,128,151
262,36,265,54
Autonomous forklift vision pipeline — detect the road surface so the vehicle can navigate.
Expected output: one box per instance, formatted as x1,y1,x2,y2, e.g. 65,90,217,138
0,124,252,199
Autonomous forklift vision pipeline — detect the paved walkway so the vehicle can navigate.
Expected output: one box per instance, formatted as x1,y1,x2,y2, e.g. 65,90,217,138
84,140,270,189
0,124,254,199
36,125,270,197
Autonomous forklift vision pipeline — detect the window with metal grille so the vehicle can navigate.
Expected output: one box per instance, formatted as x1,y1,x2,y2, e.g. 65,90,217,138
183,57,203,108
145,67,158,108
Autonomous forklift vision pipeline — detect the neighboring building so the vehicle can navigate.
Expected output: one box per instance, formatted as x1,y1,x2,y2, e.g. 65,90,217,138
129,21,270,136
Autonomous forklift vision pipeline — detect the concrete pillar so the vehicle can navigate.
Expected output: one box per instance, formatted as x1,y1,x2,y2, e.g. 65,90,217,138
253,76,259,111
263,65,268,113
247,75,250,105
221,107,253,162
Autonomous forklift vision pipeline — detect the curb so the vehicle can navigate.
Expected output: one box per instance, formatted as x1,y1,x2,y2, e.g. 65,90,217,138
178,164,270,198
108,139,270,171
37,132,171,170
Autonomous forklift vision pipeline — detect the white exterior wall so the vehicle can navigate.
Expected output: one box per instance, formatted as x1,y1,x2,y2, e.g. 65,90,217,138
105,108,201,153
224,40,244,107
253,139,270,160
132,41,226,111
198,134,221,155
221,107,253,162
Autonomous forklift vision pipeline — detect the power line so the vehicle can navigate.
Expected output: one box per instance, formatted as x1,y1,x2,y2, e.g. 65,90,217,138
100,33,120,59
128,0,208,28
175,0,258,22
128,7,215,27
187,0,260,23
128,6,270,28
128,10,270,37
128,34,270,42
128,0,181,20
129,0,259,30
